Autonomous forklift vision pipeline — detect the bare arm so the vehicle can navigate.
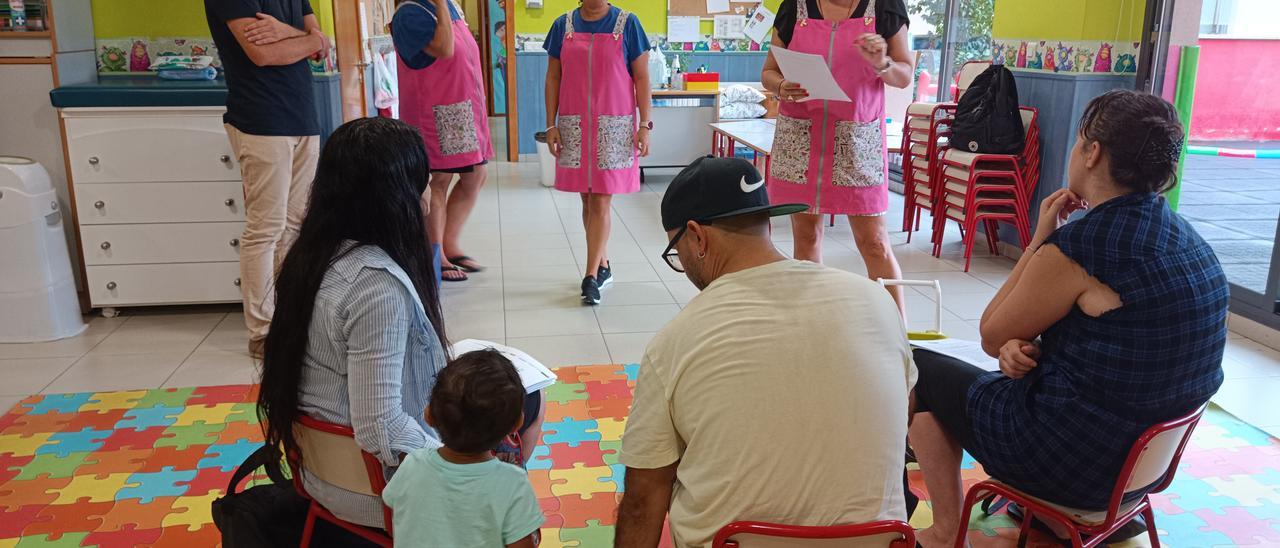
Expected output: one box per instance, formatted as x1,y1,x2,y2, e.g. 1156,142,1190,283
229,17,323,67
879,26,914,89
978,245,1087,356
544,57,563,157
303,14,330,60
614,463,677,548
424,0,455,59
761,33,786,96
631,52,652,157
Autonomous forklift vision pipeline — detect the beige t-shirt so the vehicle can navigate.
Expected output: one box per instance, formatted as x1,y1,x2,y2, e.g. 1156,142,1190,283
620,259,917,548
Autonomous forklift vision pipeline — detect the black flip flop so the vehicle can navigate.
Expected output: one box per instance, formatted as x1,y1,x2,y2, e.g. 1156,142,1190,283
441,265,469,282
447,255,485,273
1005,502,1148,544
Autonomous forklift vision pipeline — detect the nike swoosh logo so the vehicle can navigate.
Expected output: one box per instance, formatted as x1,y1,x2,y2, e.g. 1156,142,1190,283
740,176,765,193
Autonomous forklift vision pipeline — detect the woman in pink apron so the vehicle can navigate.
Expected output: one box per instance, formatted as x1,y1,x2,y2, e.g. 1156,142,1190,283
543,1,652,305
762,0,913,312
393,0,493,282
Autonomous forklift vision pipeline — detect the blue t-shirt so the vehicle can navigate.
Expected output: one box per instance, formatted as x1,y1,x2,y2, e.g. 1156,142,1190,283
204,0,319,136
383,449,544,547
542,6,651,68
391,0,464,70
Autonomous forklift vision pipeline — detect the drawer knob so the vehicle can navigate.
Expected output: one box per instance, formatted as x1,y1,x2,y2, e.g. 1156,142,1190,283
230,238,240,247
100,241,111,250
234,278,242,287
94,200,105,209
88,156,99,165
106,281,117,290
225,198,236,207
220,154,232,164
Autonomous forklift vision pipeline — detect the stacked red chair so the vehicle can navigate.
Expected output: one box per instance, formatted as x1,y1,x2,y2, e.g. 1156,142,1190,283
930,107,1041,271
900,102,956,242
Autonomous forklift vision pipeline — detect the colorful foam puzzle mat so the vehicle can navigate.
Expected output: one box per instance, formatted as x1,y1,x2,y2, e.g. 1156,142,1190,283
1,364,1279,547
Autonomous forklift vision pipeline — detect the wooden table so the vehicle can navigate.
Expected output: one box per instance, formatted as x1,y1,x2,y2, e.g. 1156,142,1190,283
710,119,776,174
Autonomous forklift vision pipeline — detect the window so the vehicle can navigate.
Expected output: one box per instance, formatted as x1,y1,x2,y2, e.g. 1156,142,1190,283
1200,0,1280,39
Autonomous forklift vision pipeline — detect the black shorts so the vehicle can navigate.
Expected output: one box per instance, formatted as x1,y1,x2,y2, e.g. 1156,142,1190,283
432,160,488,175
912,348,986,451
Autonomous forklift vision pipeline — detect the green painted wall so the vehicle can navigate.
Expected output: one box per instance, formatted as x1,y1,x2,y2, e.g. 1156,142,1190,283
92,0,336,38
993,0,1144,41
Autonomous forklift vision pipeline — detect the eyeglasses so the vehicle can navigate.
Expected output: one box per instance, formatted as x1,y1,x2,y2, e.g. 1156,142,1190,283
661,226,688,272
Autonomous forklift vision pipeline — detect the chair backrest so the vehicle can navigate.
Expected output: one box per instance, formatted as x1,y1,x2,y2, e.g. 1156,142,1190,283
293,415,388,498
1104,404,1208,522
713,521,915,548
955,60,993,99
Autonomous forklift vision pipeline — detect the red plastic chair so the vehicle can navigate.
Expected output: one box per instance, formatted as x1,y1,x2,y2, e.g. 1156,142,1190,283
288,415,394,547
901,102,956,241
954,403,1209,548
931,107,1041,269
713,520,915,547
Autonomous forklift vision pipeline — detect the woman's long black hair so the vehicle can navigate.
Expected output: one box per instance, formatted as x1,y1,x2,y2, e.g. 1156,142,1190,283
257,117,447,466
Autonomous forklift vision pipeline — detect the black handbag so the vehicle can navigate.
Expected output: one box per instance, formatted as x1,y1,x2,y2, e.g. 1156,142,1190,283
211,444,309,548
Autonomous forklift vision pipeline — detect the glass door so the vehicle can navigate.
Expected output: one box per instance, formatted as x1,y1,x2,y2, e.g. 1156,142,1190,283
907,0,993,102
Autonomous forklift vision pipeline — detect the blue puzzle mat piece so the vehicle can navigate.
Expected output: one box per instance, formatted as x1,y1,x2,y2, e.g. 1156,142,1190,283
526,444,552,471
118,467,199,503
36,428,111,458
604,463,626,492
114,405,183,432
196,439,261,472
26,393,93,415
1154,508,1237,547
623,363,641,382
542,418,602,448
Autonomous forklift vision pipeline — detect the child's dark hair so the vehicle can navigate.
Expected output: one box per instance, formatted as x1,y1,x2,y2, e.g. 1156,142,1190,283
1078,89,1185,195
429,349,525,454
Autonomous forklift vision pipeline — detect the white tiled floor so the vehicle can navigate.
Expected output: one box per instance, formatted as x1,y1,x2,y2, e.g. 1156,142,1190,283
1,161,1278,438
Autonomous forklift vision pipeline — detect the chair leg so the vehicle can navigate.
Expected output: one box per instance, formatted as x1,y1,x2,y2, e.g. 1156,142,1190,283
962,217,978,272
300,505,317,548
1143,505,1160,547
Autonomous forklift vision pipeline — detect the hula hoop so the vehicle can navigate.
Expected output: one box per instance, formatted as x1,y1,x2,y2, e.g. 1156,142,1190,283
1187,145,1280,159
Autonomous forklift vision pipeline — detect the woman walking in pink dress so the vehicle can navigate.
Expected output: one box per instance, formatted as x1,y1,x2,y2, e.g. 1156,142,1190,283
543,0,653,305
762,0,914,313
393,0,493,282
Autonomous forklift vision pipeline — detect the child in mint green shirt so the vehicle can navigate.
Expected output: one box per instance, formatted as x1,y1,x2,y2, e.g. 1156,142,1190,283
383,349,543,547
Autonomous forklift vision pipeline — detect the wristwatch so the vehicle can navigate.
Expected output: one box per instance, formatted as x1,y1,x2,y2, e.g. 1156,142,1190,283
640,120,654,130
876,59,893,75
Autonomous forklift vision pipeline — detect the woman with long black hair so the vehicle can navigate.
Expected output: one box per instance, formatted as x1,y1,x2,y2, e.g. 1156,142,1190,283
256,117,449,528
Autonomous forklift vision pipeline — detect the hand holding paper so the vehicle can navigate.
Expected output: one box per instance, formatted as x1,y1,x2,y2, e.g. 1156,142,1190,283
769,46,852,102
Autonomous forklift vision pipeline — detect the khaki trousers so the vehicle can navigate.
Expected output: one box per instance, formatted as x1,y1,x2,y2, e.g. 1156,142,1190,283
225,124,318,343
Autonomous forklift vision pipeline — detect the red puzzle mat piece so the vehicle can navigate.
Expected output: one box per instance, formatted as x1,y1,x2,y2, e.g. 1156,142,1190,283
97,496,179,533
66,409,130,432
137,446,209,474
0,475,72,510
98,426,169,452
84,523,165,547
187,385,256,407
21,498,113,538
0,505,43,537
143,522,221,548
77,449,152,477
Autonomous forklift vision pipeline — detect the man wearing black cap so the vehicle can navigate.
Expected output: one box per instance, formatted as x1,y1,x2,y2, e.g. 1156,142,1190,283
615,157,917,548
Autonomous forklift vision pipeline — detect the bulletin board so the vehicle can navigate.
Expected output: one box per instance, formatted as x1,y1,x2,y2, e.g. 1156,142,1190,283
668,0,762,19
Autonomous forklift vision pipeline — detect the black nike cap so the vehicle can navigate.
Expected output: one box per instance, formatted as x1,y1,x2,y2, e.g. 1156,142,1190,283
660,156,809,231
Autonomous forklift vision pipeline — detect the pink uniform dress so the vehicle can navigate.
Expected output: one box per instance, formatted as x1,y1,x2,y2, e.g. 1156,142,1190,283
395,0,494,171
767,0,888,216
553,9,641,195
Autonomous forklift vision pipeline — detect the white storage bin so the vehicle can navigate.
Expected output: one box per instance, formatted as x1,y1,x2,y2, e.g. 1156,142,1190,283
0,157,86,342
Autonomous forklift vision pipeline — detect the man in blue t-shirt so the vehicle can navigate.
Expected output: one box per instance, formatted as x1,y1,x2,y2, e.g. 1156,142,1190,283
204,0,328,357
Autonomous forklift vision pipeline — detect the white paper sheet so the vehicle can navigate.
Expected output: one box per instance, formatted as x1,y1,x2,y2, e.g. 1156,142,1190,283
706,0,730,14
911,338,1001,372
667,16,703,43
713,15,745,39
451,339,559,393
742,4,775,44
769,46,851,102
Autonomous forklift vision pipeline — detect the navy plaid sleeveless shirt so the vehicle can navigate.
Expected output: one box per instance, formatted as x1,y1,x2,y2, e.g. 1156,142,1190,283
966,192,1229,509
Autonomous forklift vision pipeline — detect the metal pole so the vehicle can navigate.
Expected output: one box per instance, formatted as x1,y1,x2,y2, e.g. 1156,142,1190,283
936,0,962,102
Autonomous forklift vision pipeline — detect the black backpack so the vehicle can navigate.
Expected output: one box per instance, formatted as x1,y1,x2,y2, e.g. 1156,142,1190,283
211,445,309,548
950,65,1025,155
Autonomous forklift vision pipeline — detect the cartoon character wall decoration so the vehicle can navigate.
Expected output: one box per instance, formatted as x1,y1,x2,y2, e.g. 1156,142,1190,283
129,40,151,72
1043,45,1056,72
1093,42,1112,73
992,42,1007,65
1016,41,1028,67
100,46,126,72
1075,48,1094,72
1115,53,1136,73
1057,43,1074,72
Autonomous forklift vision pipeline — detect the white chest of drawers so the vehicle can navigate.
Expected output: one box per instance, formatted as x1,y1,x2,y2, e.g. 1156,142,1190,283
61,107,246,314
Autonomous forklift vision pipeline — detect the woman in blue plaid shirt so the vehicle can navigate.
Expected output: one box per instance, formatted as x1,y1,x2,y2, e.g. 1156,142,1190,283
909,90,1230,548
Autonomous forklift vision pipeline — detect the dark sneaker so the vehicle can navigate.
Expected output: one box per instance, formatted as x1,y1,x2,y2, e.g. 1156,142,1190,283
596,263,614,289
581,276,601,305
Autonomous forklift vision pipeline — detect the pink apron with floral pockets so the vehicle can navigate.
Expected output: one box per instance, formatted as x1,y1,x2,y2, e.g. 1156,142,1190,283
767,0,888,216
553,9,641,195
395,0,494,170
